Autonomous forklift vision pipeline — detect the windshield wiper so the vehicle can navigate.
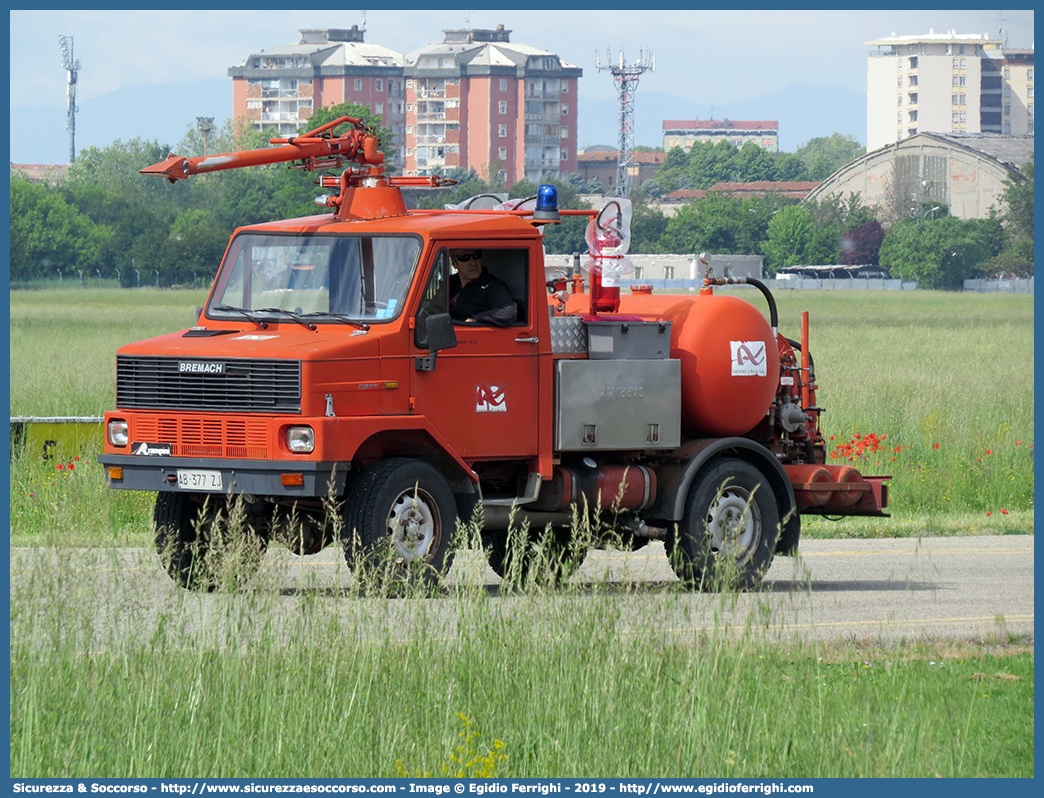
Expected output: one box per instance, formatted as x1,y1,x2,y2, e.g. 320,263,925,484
213,305,269,329
301,312,370,331
253,307,318,331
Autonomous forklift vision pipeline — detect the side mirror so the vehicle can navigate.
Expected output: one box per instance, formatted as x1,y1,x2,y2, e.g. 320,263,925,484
415,313,458,371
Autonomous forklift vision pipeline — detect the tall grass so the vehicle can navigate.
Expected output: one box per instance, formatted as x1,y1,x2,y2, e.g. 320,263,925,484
8,541,1034,778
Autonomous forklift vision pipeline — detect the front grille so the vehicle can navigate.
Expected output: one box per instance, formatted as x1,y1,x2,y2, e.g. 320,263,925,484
117,356,301,413
134,416,270,459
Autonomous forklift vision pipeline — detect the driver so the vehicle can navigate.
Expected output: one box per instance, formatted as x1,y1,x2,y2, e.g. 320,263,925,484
447,249,517,326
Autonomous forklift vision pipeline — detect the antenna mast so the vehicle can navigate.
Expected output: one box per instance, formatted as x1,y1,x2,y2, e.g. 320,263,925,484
59,35,81,164
595,47,654,196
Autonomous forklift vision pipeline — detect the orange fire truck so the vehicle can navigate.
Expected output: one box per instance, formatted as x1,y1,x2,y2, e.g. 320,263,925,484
98,117,888,590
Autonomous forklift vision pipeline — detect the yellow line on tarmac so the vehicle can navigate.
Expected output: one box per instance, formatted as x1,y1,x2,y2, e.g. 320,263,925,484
797,547,1033,557
770,614,1034,630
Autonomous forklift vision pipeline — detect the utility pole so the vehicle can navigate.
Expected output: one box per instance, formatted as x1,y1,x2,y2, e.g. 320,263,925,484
196,117,215,156
58,35,81,164
595,48,654,196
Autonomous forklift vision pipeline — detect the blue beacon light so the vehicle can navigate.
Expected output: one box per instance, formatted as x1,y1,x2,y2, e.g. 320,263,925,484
533,184,560,222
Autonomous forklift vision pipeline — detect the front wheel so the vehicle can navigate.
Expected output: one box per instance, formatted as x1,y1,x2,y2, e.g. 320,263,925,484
342,458,456,581
667,458,780,591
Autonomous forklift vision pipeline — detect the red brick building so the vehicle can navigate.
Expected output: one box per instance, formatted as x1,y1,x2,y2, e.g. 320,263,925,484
228,27,406,168
402,26,581,185
576,150,666,192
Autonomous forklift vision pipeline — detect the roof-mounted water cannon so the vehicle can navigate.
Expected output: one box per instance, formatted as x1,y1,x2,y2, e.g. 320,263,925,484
141,116,458,221
585,197,634,314
141,116,384,184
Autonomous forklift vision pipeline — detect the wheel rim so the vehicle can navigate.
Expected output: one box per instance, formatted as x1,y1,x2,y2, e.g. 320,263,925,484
705,484,761,566
386,487,440,562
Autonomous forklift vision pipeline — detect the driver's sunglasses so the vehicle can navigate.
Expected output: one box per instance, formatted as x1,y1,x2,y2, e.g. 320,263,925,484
453,253,480,262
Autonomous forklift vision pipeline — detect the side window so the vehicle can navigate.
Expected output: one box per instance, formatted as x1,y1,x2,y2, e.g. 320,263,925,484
480,248,529,325
414,250,449,349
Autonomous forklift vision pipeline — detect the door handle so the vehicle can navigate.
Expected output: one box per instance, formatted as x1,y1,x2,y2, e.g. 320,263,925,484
515,337,539,343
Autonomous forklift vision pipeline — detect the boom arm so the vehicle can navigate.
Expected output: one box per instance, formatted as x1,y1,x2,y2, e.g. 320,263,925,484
140,116,384,182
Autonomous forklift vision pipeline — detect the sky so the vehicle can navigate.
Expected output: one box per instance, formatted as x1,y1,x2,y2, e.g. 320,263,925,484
9,8,1034,110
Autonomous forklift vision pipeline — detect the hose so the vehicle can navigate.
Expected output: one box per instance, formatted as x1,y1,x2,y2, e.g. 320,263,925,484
703,276,778,334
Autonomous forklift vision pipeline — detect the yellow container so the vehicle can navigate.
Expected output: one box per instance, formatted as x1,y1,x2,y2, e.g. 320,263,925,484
9,417,103,461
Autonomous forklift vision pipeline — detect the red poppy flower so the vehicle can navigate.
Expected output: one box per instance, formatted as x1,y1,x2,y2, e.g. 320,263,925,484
1001,509,1009,515
932,443,941,449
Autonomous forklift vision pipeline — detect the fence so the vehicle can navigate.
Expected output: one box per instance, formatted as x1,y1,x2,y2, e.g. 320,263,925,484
963,277,1034,294
596,278,916,292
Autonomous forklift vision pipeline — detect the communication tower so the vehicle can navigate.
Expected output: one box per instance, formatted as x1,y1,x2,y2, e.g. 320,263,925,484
595,48,655,196
59,35,81,164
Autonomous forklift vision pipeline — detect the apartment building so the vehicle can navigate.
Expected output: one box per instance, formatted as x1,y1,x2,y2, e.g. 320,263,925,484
984,49,1035,136
402,26,581,185
865,29,1034,151
228,27,406,166
662,120,779,153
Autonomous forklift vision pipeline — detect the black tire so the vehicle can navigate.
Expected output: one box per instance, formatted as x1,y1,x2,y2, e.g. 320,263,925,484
483,525,584,587
154,492,268,591
342,458,456,580
667,458,780,591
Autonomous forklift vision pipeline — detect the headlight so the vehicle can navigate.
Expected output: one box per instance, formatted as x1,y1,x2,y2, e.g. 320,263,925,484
107,419,129,447
287,426,315,453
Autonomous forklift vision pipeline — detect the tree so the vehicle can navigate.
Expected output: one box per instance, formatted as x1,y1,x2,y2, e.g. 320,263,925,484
982,160,1034,278
772,152,811,182
762,205,814,270
660,193,745,253
688,140,738,189
65,137,186,209
158,210,231,286
731,142,775,183
9,178,111,281
840,219,886,266
794,133,865,178
997,160,1034,241
630,204,668,253
879,216,1001,289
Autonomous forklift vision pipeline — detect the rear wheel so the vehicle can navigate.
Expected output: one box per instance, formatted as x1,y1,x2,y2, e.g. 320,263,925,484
342,458,456,581
667,458,779,590
154,492,268,591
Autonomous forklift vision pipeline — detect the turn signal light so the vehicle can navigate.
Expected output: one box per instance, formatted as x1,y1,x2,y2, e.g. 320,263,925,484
281,473,304,487
106,467,123,480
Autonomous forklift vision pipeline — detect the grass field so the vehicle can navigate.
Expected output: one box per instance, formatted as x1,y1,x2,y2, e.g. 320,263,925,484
9,287,1034,545
8,549,1034,778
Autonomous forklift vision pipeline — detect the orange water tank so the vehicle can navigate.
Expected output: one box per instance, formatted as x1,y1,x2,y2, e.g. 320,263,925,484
561,292,780,437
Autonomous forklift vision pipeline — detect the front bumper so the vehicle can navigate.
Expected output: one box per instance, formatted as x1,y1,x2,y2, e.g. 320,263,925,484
97,453,348,498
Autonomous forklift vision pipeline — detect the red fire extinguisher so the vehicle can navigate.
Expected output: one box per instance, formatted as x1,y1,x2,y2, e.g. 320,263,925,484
588,201,624,314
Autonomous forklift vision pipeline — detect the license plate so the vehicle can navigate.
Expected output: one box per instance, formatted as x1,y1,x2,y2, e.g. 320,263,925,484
176,469,223,491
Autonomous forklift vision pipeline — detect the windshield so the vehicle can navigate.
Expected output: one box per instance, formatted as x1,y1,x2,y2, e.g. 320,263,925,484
207,233,421,323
